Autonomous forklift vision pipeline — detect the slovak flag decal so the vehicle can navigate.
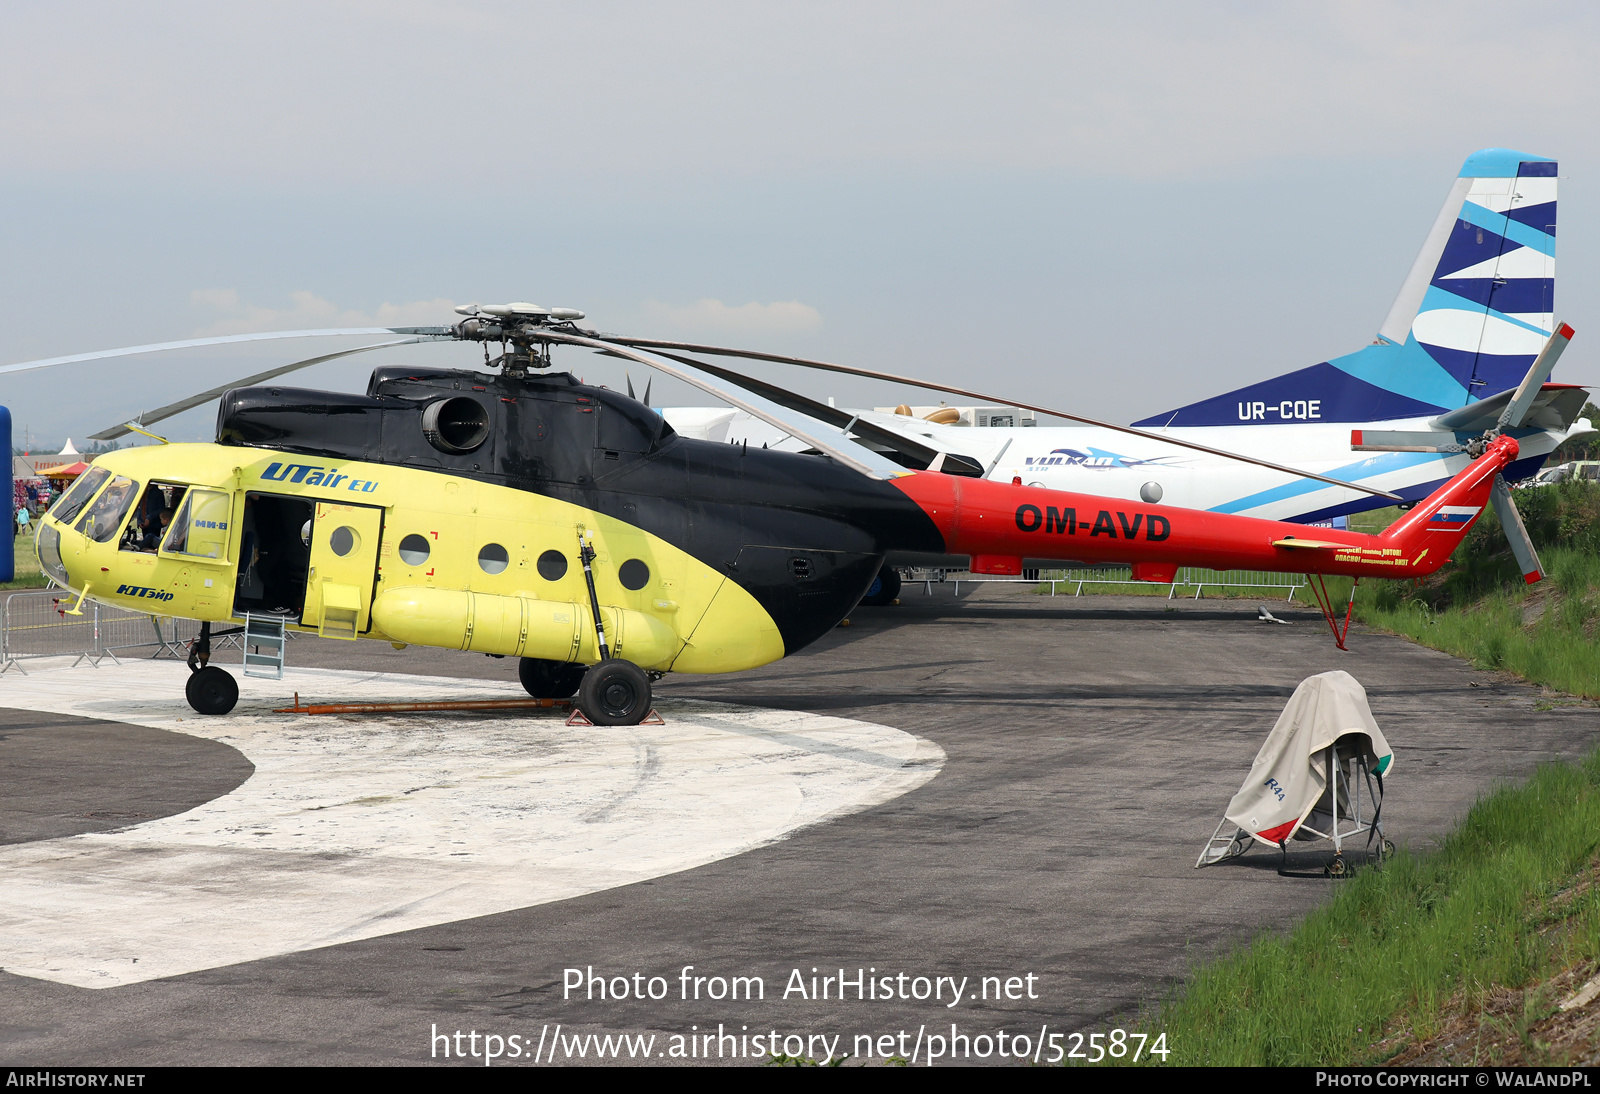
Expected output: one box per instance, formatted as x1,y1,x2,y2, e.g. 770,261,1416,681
1427,505,1480,529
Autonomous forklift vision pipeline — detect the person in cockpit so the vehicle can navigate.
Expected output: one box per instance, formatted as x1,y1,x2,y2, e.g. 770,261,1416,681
140,507,174,551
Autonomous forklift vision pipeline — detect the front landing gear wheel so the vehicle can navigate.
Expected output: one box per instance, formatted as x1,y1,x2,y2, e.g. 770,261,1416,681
577,659,652,726
1326,854,1348,879
186,666,238,715
860,567,902,607
518,657,586,699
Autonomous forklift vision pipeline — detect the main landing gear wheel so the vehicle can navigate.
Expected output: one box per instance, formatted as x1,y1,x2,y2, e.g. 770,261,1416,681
518,657,586,699
577,659,652,726
860,566,901,607
186,666,239,715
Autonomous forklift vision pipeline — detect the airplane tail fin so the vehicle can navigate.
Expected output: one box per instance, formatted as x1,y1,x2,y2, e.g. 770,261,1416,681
1133,149,1558,428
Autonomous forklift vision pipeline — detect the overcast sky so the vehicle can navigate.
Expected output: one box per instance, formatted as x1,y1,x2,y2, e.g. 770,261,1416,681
4,1,1599,446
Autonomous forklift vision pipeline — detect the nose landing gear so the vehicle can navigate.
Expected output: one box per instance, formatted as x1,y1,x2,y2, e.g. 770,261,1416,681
185,621,239,715
186,666,239,715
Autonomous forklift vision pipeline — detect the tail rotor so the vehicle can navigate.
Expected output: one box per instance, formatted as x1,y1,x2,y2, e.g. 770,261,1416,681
1467,323,1573,583
1482,323,1573,584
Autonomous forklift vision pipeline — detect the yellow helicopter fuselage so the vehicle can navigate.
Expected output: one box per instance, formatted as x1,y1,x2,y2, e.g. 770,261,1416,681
36,441,784,674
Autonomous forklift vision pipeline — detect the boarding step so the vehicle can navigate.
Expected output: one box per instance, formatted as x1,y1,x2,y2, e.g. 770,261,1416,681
243,613,287,680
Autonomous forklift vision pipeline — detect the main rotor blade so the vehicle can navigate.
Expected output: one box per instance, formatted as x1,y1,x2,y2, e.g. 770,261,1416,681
1498,322,1575,432
1490,474,1545,584
89,337,427,441
611,347,943,466
606,336,1404,502
538,330,899,479
0,327,450,379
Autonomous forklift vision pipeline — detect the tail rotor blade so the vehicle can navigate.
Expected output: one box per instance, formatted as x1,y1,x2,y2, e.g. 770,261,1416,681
1491,474,1546,584
1498,322,1575,432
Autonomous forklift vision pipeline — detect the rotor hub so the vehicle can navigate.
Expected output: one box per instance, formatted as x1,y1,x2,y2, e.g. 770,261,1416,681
452,302,590,374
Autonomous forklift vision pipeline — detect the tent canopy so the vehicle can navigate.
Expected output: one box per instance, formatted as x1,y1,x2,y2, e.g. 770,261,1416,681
40,461,90,478
1224,670,1392,847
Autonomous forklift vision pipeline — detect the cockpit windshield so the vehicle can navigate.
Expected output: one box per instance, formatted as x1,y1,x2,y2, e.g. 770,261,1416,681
47,466,111,525
74,476,140,543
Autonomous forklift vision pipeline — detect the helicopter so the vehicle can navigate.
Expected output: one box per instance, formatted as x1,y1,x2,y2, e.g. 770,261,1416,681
7,305,1565,724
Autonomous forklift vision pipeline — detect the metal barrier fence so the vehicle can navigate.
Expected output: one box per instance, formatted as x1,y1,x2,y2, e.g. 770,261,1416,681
1,589,200,674
905,566,1303,601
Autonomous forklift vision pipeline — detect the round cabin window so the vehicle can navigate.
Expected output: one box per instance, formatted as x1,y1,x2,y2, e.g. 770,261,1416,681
398,534,431,565
330,526,359,556
537,549,568,581
478,543,510,575
618,558,650,590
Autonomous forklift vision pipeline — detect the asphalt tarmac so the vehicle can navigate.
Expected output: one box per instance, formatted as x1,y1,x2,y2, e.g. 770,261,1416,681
2,583,1596,1066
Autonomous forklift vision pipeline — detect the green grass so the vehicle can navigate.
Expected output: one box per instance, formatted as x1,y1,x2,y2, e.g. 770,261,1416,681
1136,751,1600,1066
1340,482,1600,699
1122,485,1600,1065
1354,551,1600,699
2,529,50,590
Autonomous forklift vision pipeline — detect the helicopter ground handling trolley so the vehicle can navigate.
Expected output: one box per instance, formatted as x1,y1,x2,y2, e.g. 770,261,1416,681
1196,670,1395,879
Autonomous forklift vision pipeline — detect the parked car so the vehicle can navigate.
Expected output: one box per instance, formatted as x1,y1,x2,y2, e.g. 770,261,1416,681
1527,460,1600,486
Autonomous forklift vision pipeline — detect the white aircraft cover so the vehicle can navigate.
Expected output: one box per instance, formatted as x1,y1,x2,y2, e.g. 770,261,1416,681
1225,671,1393,847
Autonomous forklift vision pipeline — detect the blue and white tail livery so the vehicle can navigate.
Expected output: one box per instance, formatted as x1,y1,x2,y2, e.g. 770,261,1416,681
666,150,1592,531
1133,149,1559,428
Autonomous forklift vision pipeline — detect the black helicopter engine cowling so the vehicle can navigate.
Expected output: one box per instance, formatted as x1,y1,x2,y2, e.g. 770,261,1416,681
215,367,944,654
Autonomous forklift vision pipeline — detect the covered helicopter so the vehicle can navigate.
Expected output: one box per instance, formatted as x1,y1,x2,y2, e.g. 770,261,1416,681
4,306,1567,723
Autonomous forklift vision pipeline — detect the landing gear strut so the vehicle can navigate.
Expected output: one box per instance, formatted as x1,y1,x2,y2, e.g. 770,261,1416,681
572,530,653,725
185,621,239,715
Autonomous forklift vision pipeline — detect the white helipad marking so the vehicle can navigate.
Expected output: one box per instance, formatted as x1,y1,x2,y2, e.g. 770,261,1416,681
0,660,942,988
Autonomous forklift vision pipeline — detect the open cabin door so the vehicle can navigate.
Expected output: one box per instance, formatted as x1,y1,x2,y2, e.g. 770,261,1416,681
305,501,383,639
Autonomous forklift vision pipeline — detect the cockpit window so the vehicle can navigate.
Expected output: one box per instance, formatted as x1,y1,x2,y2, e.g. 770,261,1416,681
74,476,141,543
162,489,232,559
48,466,111,525
121,483,187,552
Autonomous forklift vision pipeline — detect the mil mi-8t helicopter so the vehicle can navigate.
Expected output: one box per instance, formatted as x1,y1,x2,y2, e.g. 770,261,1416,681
5,305,1566,723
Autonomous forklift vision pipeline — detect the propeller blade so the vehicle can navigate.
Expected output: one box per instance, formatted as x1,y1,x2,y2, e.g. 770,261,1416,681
642,377,652,408
540,330,901,479
605,336,1403,502
0,327,451,379
626,373,636,400
1491,474,1546,585
1351,429,1466,453
620,347,943,467
88,337,429,441
1498,322,1575,432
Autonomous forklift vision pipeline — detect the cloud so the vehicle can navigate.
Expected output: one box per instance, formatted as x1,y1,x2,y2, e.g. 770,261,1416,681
190,290,456,335
3,3,1597,185
642,298,822,334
